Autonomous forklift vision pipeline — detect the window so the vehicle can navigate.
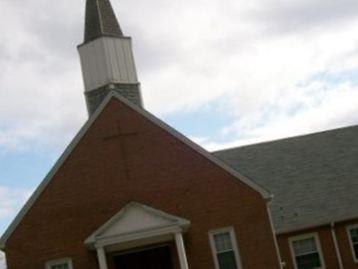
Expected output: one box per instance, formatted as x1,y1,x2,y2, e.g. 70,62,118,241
347,225,358,262
46,258,73,269
209,228,242,269
289,234,324,269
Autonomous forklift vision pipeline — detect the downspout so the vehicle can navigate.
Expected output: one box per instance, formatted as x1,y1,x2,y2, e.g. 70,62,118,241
266,196,284,269
330,222,344,269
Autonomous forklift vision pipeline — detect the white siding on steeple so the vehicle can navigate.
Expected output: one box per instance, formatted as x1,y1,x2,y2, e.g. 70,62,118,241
78,36,138,91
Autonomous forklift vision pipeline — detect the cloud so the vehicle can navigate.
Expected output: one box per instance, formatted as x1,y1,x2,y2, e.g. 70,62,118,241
0,186,31,222
139,0,358,114
204,81,358,151
0,0,358,152
244,0,358,34
0,1,86,151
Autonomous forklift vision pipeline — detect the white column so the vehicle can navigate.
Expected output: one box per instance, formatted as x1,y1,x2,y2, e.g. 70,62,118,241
96,246,109,269
175,232,189,269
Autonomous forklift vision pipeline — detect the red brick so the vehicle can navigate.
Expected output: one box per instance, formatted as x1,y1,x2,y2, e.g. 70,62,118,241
5,98,280,269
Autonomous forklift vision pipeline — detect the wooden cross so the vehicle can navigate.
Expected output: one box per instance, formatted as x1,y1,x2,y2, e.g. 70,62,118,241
103,121,139,181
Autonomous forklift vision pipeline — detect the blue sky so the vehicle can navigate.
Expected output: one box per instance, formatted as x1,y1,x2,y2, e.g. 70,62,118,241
1,0,358,265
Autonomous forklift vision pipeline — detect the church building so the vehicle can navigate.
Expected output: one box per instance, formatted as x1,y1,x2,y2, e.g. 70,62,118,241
2,1,358,269
0,1,282,269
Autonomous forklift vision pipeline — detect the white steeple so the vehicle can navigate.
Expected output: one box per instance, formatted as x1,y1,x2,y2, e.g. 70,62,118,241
78,0,142,116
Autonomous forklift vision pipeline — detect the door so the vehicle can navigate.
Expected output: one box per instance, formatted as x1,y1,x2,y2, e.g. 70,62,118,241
114,246,173,269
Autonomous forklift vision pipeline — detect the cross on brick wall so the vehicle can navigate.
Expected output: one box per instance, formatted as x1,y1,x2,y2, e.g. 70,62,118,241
103,121,139,181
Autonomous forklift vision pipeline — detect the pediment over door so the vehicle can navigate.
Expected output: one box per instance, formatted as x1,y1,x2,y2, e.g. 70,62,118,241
85,202,190,250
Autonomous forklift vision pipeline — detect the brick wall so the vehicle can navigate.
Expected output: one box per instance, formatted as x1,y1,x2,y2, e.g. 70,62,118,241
5,98,280,269
277,218,358,269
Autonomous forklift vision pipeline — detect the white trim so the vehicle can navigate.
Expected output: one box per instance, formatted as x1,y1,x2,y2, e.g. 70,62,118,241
45,257,73,269
175,232,190,269
96,247,108,269
94,225,182,248
85,201,190,248
330,222,344,269
266,203,284,269
112,243,171,256
84,82,139,93
288,233,325,269
0,91,270,249
208,227,242,269
346,224,358,263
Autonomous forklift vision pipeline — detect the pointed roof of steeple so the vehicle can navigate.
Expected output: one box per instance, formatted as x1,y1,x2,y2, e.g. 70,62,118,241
84,0,124,43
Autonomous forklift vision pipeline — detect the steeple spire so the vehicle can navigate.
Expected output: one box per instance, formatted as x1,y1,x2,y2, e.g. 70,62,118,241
84,0,124,43
78,0,143,116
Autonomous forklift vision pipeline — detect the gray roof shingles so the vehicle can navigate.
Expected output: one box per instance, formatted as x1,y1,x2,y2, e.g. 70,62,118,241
214,125,358,233
84,0,123,43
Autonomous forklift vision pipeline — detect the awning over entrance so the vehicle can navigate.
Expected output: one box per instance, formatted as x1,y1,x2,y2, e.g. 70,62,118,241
85,202,191,269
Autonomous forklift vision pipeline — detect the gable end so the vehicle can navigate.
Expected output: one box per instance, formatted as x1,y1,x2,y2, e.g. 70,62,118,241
0,91,271,250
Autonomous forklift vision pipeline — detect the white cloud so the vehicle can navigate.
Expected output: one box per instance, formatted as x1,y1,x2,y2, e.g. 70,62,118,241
0,1,86,151
0,186,31,221
205,82,358,151
0,0,358,151
128,0,358,113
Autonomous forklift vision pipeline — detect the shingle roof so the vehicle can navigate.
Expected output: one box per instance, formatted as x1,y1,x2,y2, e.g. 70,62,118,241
214,125,358,233
84,0,123,43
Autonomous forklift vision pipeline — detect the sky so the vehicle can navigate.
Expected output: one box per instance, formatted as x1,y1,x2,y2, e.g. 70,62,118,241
1,0,358,266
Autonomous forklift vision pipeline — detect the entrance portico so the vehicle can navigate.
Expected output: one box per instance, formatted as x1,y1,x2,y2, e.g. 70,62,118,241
85,202,191,269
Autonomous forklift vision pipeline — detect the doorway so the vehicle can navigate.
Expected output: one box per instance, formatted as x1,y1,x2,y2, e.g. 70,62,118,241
113,245,173,269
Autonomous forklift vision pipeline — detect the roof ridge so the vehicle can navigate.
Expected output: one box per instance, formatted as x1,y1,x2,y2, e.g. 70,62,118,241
96,0,103,35
84,0,124,43
214,124,358,153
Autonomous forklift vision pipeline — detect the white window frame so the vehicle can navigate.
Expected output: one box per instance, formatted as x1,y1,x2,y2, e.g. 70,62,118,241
209,227,242,269
45,258,73,269
346,224,358,263
289,233,325,269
